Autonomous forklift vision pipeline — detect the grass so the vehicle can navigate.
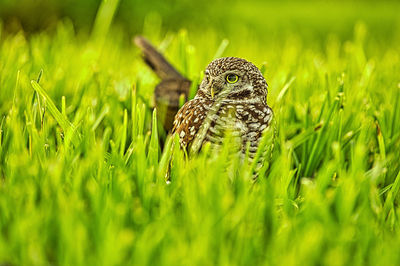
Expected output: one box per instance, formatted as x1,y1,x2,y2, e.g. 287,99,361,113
1,1,400,265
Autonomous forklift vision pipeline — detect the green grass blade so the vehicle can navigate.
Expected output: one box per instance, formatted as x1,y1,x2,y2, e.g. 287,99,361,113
31,80,81,146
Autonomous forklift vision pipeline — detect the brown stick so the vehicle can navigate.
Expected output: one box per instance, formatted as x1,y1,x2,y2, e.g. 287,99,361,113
134,36,191,131
134,36,184,80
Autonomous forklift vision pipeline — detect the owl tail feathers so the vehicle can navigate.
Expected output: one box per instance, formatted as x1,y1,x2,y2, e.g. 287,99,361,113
134,36,191,131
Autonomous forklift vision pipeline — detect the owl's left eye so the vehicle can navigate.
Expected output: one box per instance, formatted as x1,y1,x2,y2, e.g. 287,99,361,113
226,74,239,84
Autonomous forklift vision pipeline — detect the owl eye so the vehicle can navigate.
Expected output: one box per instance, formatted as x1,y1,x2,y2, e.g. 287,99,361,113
226,74,239,84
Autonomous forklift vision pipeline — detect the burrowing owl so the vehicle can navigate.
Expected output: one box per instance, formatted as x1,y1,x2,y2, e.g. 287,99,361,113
172,57,273,159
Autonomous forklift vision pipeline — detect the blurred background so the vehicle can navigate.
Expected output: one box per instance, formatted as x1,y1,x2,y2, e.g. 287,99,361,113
1,0,399,42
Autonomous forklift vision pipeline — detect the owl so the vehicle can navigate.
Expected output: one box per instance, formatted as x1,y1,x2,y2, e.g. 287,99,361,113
171,57,273,160
135,37,273,165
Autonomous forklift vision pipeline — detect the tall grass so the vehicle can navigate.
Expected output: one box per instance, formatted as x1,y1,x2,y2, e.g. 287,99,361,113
1,1,400,265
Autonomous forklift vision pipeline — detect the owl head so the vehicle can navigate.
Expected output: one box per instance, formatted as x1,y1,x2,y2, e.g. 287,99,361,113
198,57,268,102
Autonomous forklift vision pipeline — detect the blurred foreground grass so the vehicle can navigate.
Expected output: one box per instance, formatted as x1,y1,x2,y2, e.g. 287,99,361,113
1,0,400,265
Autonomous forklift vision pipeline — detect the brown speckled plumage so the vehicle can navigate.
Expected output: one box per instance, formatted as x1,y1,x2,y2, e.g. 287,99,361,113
172,57,273,159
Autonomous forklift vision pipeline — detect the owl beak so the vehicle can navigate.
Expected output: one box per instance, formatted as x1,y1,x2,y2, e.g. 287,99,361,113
211,87,215,99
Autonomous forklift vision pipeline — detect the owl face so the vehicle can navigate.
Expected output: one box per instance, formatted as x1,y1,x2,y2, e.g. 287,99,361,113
198,57,268,101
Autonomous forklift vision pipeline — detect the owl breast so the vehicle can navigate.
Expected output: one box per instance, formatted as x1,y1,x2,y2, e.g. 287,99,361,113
172,98,273,158
205,101,273,157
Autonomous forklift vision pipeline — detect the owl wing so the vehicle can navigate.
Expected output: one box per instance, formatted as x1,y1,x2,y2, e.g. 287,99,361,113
240,103,274,177
172,99,207,149
241,103,274,158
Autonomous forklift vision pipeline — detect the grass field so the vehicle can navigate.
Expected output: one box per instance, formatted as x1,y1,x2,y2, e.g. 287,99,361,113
1,0,400,265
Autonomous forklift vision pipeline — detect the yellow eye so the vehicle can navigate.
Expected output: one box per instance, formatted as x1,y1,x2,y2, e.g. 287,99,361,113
226,74,238,84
